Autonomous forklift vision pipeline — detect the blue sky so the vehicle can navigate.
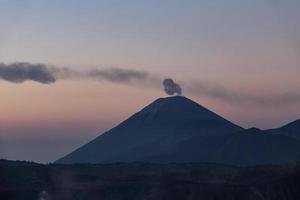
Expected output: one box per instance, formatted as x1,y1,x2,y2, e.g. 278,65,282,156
1,0,299,70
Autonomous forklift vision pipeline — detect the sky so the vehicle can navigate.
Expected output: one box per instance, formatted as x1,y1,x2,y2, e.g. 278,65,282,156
0,0,299,163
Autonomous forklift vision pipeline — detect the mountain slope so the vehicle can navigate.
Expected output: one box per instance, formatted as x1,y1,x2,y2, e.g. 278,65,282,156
57,96,242,164
163,128,300,165
267,119,300,140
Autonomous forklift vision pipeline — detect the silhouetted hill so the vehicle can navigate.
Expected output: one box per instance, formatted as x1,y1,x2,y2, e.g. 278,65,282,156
0,159,41,166
0,160,299,200
57,96,242,164
267,119,300,140
166,128,300,165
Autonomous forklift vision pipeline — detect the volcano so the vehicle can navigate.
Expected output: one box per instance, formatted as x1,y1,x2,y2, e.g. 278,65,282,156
57,96,300,165
57,96,242,164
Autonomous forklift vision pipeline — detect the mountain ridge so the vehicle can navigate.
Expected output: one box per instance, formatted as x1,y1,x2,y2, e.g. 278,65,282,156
267,119,300,140
166,128,300,165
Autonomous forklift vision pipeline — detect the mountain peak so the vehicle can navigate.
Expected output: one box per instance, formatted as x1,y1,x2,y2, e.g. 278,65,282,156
132,96,223,125
152,95,212,111
56,96,243,164
155,95,191,102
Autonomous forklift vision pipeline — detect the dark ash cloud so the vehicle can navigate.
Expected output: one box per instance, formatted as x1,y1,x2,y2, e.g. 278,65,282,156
163,78,182,95
0,63,56,84
0,63,159,86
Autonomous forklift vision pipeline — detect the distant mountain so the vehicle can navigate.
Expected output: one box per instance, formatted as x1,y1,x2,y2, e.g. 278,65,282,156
166,128,300,165
267,119,300,140
0,159,40,167
57,96,242,164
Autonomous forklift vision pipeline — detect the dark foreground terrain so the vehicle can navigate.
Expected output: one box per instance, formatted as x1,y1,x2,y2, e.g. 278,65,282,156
0,160,299,200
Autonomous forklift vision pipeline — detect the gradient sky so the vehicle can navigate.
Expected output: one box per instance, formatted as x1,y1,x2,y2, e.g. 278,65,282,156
0,0,299,163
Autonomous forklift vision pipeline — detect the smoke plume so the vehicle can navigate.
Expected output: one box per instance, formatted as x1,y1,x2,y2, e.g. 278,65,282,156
88,68,156,84
0,63,159,87
1,62,299,107
0,63,56,84
163,78,182,95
